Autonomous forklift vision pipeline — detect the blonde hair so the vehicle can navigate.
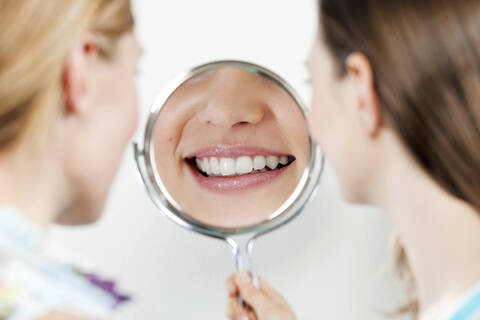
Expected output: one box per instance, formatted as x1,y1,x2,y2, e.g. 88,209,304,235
0,0,134,151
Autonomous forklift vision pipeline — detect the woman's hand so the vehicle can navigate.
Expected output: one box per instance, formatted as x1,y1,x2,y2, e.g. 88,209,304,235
226,272,296,320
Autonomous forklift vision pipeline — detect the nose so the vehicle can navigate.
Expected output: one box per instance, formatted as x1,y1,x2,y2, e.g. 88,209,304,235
199,70,266,129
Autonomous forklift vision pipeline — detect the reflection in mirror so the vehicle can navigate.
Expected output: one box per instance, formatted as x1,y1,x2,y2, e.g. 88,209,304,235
153,66,310,228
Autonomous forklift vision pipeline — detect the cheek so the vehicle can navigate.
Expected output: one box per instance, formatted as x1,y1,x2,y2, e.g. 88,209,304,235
95,73,138,180
104,75,139,150
308,79,342,155
309,90,368,202
120,78,139,137
308,79,356,187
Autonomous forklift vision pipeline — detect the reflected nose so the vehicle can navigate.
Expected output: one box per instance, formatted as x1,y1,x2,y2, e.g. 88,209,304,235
199,71,266,129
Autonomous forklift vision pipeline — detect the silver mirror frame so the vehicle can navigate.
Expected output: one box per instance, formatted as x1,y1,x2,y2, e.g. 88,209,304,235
133,60,324,241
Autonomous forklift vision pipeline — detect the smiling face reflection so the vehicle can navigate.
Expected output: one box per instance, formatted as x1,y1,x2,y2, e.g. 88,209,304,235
154,66,309,228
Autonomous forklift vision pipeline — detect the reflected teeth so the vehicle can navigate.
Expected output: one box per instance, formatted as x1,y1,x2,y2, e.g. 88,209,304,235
210,157,221,175
202,158,211,175
196,158,203,171
194,155,293,177
253,155,266,171
220,158,236,176
266,156,279,170
236,156,253,175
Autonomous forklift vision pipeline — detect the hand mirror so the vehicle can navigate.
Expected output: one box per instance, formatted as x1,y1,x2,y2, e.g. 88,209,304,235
134,60,324,286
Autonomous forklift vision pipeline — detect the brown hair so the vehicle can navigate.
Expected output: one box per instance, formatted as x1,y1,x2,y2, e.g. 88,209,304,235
0,0,134,151
319,0,480,317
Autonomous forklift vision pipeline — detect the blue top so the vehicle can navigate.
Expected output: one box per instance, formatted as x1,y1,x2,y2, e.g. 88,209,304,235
435,283,480,320
448,285,480,320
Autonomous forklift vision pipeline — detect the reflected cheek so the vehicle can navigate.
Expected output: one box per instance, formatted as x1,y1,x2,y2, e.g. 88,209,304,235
157,122,187,177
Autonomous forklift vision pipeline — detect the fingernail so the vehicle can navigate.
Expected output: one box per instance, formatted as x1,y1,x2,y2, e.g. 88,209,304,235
236,315,249,320
238,271,251,285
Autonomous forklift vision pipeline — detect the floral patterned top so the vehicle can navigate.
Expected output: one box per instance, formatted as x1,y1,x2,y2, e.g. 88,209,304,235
0,206,130,320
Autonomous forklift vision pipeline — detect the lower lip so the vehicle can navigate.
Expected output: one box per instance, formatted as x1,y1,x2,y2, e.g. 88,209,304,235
187,164,290,193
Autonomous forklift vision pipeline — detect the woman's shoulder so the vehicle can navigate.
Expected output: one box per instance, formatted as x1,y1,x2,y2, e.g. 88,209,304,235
0,206,130,320
439,283,480,320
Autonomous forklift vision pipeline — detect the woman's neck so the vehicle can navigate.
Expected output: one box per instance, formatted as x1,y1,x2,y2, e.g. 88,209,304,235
373,141,480,319
0,147,64,229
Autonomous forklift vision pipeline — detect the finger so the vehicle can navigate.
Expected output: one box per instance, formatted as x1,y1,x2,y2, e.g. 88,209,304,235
226,275,238,297
226,297,250,320
234,272,271,315
258,276,288,304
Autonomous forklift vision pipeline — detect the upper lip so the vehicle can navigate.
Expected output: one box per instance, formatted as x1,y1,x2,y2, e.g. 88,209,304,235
184,145,290,159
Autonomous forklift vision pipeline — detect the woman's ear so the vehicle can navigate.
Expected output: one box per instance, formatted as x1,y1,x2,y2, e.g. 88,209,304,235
345,52,383,137
63,36,98,115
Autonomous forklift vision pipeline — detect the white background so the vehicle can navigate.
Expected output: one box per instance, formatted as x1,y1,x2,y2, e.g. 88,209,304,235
51,0,408,319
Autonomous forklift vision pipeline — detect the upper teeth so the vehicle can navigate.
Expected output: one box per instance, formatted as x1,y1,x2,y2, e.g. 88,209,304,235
195,155,289,176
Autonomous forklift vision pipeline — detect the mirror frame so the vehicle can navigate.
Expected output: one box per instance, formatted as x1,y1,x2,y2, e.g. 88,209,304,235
133,60,324,239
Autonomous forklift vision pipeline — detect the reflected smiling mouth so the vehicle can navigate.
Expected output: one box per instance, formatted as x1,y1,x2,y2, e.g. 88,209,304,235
186,155,296,177
183,145,296,192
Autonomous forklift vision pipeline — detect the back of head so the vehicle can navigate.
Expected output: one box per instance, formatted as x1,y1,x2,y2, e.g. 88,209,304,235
320,0,480,219
0,0,134,152
319,0,480,316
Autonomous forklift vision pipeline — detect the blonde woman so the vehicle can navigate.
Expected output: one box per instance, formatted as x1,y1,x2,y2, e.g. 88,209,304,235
226,0,480,319
0,1,140,319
